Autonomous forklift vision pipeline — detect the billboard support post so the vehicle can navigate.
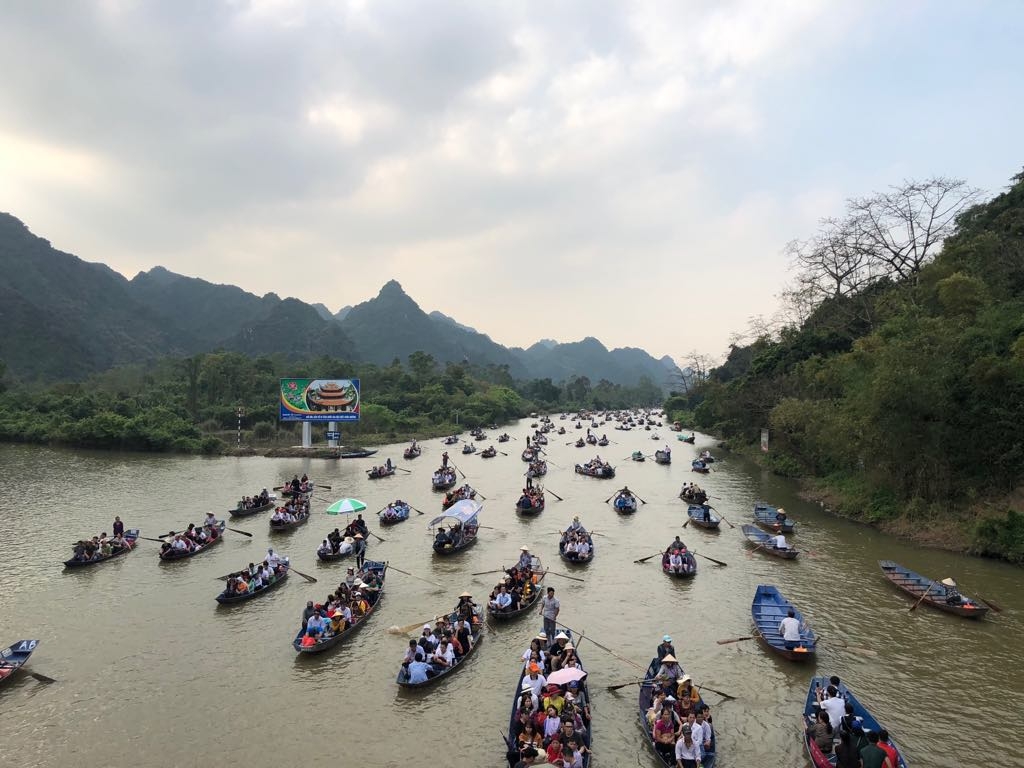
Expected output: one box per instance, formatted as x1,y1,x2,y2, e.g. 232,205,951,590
327,421,338,448
302,422,312,449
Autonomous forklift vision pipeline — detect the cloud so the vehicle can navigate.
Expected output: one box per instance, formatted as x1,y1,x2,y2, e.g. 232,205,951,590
0,0,1016,362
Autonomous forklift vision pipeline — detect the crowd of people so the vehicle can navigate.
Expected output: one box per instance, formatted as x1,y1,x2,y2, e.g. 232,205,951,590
69,516,134,562
517,486,545,512
297,563,384,648
220,549,288,597
270,494,310,525
234,488,272,510
575,456,613,477
159,518,222,558
805,677,901,768
662,536,697,575
399,596,482,683
432,466,457,488
487,547,541,613
679,482,708,505
647,638,716,768
442,483,476,509
558,518,592,562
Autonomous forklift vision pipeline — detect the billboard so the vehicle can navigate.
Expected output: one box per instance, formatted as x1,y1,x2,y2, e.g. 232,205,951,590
280,378,361,422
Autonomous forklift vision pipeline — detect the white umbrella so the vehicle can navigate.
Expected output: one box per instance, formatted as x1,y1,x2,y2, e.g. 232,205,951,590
547,667,587,686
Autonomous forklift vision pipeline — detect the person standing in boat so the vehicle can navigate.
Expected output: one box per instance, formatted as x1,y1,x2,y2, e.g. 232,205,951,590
538,587,560,641
112,516,124,537
385,457,393,472
353,533,366,568
441,451,449,468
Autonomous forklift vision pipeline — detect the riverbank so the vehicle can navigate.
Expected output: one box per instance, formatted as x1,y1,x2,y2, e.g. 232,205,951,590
218,423,490,458
717,437,1024,565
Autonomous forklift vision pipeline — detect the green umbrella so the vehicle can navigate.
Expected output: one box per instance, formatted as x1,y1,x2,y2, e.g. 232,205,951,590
325,498,367,515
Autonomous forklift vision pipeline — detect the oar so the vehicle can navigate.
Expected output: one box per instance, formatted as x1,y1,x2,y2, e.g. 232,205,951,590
29,671,57,684
366,529,387,543
396,467,412,474
546,569,585,583
546,489,565,501
409,505,426,516
226,527,253,537
682,517,691,529
387,565,445,589
451,462,467,480
498,451,508,457
318,484,333,490
634,551,663,564
977,594,1005,613
603,493,617,504
387,615,440,635
475,489,488,500
694,551,728,567
635,493,648,504
472,569,506,576
697,683,736,701
909,583,933,612
606,678,645,691
716,635,758,645
709,506,736,529
556,621,646,673
138,536,172,544
288,565,318,584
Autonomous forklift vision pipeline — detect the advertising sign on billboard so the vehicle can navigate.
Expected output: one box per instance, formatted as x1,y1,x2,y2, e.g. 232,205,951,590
279,378,361,422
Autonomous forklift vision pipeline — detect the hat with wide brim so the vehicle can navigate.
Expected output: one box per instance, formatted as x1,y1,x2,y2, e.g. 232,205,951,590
661,654,677,663
554,631,570,640
520,545,530,551
459,591,473,598
941,578,957,587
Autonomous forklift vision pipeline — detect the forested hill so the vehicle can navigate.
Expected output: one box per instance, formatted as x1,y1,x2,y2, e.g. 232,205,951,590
670,171,1024,563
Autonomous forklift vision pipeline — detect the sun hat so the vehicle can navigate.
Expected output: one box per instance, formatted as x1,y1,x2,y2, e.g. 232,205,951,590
662,654,677,663
459,591,473,597
663,635,672,642
565,643,574,650
520,545,530,551
535,631,548,641
678,674,691,684
422,624,431,631
521,682,533,691
555,631,569,641
354,533,364,539
940,577,956,586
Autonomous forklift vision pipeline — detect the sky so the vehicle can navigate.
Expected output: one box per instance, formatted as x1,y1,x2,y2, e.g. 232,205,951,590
1,1,1022,364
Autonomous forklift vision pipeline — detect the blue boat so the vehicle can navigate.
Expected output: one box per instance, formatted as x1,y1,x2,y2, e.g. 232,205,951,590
293,561,387,654
639,657,715,767
752,585,817,661
691,459,710,473
802,677,907,768
686,504,720,531
741,525,799,560
613,491,638,514
753,502,796,533
378,501,411,526
0,639,39,687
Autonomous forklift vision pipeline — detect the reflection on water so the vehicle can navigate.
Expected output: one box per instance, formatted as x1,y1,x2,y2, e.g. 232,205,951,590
0,428,1021,767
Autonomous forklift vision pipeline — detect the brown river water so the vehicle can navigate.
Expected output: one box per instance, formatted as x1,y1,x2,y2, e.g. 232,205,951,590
1,421,1021,768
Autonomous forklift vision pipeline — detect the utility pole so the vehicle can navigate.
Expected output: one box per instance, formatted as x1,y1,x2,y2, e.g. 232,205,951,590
236,406,245,446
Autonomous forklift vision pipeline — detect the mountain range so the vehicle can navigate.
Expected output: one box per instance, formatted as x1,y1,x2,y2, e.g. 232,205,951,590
0,212,680,387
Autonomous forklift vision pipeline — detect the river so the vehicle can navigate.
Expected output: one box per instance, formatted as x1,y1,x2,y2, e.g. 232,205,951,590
0,421,1020,768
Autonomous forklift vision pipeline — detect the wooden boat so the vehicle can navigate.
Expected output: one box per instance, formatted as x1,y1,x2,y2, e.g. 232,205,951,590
432,468,458,491
339,449,377,459
574,438,586,448
691,459,710,473
585,434,597,445
802,677,907,768
680,487,708,505
504,632,592,766
481,447,497,458
216,562,290,604
293,561,387,654
366,465,396,479
678,434,696,444
316,539,354,562
0,639,39,687
270,509,310,532
461,443,477,455
64,530,140,568
638,657,713,768
486,557,544,621
521,449,537,462
158,521,226,561
752,585,817,660
631,450,646,462
557,427,566,435
661,543,697,578
529,460,547,477
229,500,274,517
686,504,720,531
443,435,459,445
403,444,422,460
575,462,615,479
878,560,990,618
699,451,715,463
597,437,609,446
430,500,481,555
613,491,638,514
559,527,594,565
752,502,797,534
654,449,671,465
515,491,545,516
379,502,411,526
397,608,483,688
741,525,799,559
533,434,548,445
498,434,510,443
442,486,476,511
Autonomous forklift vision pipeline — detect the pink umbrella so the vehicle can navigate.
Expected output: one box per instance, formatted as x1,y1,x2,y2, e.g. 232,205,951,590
547,667,587,686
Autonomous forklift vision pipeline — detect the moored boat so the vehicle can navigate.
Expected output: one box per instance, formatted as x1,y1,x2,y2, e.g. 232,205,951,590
216,560,290,604
752,502,797,534
686,504,720,530
0,639,39,687
294,561,387,653
878,560,990,618
379,501,412,526
741,525,799,559
680,485,708,505
430,500,482,555
461,443,477,455
752,585,816,660
64,530,139,568
802,677,907,768
158,521,226,561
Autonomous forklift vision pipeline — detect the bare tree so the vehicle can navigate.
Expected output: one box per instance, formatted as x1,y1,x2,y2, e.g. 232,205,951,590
847,177,982,282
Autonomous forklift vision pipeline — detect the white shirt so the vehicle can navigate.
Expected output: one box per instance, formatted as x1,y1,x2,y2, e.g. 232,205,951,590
524,672,546,697
675,737,701,761
774,534,788,549
690,721,710,750
779,616,802,642
669,553,683,568
495,592,512,609
820,696,845,730
267,551,281,568
577,541,590,556
436,644,455,666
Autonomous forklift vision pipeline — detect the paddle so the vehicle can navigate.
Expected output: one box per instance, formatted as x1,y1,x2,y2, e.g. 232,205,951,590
716,635,758,645
546,489,565,502
288,565,318,584
546,570,585,583
634,551,663,564
409,505,426,516
225,527,253,537
387,615,440,635
498,451,508,457
635,493,648,505
451,462,467,480
606,677,646,691
977,595,1004,613
138,536,173,544
396,467,412,474
556,621,646,673
697,683,736,701
909,583,933,612
366,529,387,543
709,506,736,529
472,569,506,576
694,551,728,567
475,489,488,500
603,493,617,504
387,565,445,589
29,671,57,684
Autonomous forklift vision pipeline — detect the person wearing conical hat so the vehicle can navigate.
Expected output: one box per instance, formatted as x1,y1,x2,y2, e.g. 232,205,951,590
941,577,964,605
518,546,533,570
656,654,683,686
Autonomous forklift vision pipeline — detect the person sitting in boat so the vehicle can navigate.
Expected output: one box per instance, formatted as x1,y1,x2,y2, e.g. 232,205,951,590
668,549,684,573
775,507,788,526
317,539,333,557
271,508,286,523
434,527,451,549
655,654,683,687
266,548,283,569
941,577,965,605
518,546,534,570
773,533,790,550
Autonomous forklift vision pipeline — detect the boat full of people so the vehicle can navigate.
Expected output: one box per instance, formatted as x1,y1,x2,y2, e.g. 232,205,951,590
397,598,483,688
65,527,139,568
639,650,716,768
613,488,638,514
559,519,594,565
486,550,544,621
294,560,387,654
216,553,290,604
269,498,311,531
661,538,697,578
802,676,906,768
574,457,615,479
158,520,226,561
432,466,458,491
679,483,708,505
378,500,412,526
515,487,545,516
229,489,275,517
